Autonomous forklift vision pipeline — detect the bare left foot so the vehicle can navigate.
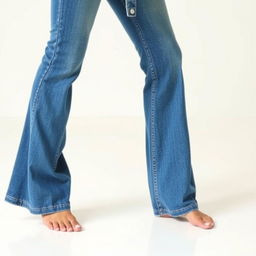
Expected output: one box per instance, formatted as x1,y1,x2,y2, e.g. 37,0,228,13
42,210,82,232
160,209,215,229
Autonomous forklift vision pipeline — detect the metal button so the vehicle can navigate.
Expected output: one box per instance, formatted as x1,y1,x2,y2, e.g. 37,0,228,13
129,8,135,15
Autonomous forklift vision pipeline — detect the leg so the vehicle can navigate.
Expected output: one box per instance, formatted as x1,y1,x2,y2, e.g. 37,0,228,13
106,0,214,228
4,0,101,228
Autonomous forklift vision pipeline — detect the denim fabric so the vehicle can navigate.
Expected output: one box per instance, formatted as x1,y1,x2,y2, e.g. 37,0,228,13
4,0,199,216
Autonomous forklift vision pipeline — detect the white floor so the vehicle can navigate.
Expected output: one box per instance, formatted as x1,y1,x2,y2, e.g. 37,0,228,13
0,116,255,256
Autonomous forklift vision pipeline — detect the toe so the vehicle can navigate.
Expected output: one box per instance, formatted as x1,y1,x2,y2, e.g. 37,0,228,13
65,221,73,232
43,220,54,230
59,221,67,232
47,221,54,230
202,214,213,223
74,224,82,232
197,217,213,229
69,218,82,232
202,215,214,227
52,221,60,231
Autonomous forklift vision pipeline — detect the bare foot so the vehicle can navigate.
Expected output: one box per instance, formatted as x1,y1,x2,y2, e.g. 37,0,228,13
42,210,82,232
160,209,215,229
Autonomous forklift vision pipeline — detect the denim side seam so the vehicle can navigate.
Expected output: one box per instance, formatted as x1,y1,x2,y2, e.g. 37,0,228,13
5,194,70,214
126,14,169,215
30,0,65,172
30,0,64,118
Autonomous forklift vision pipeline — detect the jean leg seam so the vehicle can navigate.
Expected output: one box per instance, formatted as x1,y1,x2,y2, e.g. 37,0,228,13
119,0,157,81
122,12,168,214
30,0,64,119
129,19,163,214
130,21,158,81
29,0,64,172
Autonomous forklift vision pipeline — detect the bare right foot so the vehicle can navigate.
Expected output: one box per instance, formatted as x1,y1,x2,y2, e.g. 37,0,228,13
160,209,215,229
42,210,82,232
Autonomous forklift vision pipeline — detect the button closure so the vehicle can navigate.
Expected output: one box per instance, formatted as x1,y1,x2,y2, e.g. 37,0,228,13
129,8,135,15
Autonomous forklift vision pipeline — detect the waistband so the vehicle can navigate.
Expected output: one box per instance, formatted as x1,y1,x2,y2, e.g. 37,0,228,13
125,0,137,17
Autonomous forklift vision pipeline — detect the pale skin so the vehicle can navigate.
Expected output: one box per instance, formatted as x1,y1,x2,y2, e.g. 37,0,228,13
42,209,215,232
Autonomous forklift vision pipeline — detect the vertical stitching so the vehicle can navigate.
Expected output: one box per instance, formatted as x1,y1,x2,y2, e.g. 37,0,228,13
129,15,163,216
120,1,156,80
131,22,158,81
30,0,64,119
119,0,165,214
29,0,64,172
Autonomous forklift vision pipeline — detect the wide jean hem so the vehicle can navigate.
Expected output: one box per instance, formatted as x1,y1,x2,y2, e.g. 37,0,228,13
4,194,71,215
153,201,199,217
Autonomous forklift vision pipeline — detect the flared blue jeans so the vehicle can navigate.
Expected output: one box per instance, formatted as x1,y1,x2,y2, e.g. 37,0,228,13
4,0,199,216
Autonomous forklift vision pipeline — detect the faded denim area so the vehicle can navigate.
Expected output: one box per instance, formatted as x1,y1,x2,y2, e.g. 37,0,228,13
5,0,198,216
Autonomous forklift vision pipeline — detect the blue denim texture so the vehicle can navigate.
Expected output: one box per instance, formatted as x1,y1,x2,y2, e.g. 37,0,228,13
4,0,199,216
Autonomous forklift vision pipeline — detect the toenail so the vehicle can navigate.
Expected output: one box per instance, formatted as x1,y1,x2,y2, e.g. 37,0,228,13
204,222,211,226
